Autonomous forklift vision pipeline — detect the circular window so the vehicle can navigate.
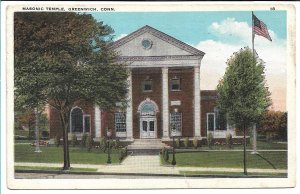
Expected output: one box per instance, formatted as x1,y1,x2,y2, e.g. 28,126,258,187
142,39,152,49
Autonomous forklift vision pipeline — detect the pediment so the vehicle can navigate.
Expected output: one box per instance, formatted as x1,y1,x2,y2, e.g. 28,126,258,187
110,25,205,57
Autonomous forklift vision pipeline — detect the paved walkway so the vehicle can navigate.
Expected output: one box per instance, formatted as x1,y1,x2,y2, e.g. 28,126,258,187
15,155,287,175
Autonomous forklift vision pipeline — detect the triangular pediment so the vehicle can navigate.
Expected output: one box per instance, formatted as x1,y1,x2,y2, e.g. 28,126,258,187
110,25,205,57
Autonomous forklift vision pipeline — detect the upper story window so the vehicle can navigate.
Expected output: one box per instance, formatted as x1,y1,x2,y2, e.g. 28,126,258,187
171,76,181,91
142,77,152,92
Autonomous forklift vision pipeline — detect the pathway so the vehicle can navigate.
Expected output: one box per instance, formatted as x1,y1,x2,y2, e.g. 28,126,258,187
15,154,287,175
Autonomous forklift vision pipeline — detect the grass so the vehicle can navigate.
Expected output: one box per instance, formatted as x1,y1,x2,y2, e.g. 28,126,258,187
15,144,121,164
180,170,287,177
162,151,287,169
15,166,97,172
192,140,287,150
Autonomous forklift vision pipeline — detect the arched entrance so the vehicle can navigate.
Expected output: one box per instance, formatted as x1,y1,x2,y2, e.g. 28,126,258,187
138,98,159,138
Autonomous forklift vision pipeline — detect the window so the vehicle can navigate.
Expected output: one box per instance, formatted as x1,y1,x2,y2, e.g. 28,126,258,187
171,77,181,91
170,112,182,134
83,115,91,133
207,113,215,131
115,112,126,132
214,108,227,130
143,79,152,91
71,108,83,132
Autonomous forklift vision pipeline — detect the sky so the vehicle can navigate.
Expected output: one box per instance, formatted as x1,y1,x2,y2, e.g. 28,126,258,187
92,11,287,111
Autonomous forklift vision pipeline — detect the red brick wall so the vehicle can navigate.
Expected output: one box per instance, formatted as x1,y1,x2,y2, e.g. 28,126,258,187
169,68,194,137
132,68,162,138
49,101,95,138
200,90,218,137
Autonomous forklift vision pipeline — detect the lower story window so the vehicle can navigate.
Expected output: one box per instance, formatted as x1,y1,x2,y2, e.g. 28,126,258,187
207,113,215,131
115,112,126,132
170,112,182,135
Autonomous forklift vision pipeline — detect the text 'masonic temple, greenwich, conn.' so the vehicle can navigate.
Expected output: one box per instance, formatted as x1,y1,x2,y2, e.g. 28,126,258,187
48,25,241,143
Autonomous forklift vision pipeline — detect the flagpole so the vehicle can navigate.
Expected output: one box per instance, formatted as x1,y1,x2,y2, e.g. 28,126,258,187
252,11,255,57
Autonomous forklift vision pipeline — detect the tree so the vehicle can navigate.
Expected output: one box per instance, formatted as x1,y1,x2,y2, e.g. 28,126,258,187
258,111,287,141
14,12,128,170
216,47,271,175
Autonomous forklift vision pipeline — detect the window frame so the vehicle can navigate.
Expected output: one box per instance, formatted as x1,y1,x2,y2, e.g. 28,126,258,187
114,112,127,134
170,76,181,91
169,112,182,136
142,79,153,92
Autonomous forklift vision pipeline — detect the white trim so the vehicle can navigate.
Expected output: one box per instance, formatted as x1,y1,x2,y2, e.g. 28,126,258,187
162,67,169,138
126,70,133,139
137,98,159,113
194,66,201,137
94,104,101,137
83,114,91,134
69,106,83,134
206,112,216,136
139,117,157,139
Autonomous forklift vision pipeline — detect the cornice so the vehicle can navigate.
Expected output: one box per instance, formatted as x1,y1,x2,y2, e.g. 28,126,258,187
110,25,205,56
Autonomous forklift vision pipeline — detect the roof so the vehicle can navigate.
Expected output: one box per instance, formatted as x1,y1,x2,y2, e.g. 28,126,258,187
110,25,205,56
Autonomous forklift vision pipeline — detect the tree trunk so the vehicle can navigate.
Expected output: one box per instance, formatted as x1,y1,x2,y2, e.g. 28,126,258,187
243,124,247,175
59,112,70,170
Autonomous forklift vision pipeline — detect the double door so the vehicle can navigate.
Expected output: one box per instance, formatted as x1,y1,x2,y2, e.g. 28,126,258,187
140,117,156,138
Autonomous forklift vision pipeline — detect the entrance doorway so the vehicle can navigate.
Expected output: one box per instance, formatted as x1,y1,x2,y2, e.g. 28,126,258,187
138,98,159,139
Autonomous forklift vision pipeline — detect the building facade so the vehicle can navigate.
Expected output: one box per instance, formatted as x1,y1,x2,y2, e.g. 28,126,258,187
49,25,236,141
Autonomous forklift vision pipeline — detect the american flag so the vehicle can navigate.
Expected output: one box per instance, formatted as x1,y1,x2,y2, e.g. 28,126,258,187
252,14,272,41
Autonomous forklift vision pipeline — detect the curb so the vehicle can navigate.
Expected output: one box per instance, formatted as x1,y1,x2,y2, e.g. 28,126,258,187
15,169,287,178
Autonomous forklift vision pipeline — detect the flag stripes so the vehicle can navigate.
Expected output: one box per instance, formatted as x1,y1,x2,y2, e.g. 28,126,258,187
252,14,272,41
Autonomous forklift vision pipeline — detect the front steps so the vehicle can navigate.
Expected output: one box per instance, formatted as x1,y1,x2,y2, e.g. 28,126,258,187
127,139,168,155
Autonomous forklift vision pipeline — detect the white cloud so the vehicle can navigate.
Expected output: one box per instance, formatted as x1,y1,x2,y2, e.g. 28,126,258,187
196,18,287,111
114,34,128,41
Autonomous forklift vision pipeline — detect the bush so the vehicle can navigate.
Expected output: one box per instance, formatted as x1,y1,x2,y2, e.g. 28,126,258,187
71,134,78,147
54,135,60,147
28,130,36,140
81,133,88,147
86,135,93,152
226,133,233,148
193,137,198,149
175,137,180,148
41,131,49,139
163,149,169,162
207,132,213,148
183,137,189,148
119,147,128,162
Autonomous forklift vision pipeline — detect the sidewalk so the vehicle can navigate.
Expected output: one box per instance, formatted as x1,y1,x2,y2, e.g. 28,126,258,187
15,155,287,175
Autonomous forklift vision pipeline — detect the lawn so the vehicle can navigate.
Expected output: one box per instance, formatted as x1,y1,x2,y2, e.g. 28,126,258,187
195,140,287,150
15,144,121,164
163,151,287,169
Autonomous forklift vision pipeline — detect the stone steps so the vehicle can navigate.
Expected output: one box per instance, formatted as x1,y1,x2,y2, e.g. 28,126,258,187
127,139,168,155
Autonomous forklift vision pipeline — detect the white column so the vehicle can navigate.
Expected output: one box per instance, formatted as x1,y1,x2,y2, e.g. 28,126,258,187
126,70,133,140
162,67,169,139
194,66,201,138
94,104,101,137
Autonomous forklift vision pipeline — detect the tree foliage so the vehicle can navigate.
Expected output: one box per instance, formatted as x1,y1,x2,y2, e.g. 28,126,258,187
14,12,128,169
258,111,287,141
216,47,271,129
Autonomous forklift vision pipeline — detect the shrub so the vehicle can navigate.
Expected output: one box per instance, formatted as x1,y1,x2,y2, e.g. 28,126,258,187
207,132,213,148
175,137,180,148
86,135,93,152
54,135,60,147
193,137,198,149
163,149,169,162
183,137,189,148
119,147,128,162
99,137,107,152
71,134,78,147
41,131,49,139
110,140,116,149
81,133,88,147
28,130,35,140
226,133,233,148
161,147,165,156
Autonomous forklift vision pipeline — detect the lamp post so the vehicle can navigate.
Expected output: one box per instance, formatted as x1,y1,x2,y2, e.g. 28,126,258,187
106,130,112,164
171,125,176,166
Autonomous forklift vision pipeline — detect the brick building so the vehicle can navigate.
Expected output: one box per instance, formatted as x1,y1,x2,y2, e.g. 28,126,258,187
49,25,236,142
